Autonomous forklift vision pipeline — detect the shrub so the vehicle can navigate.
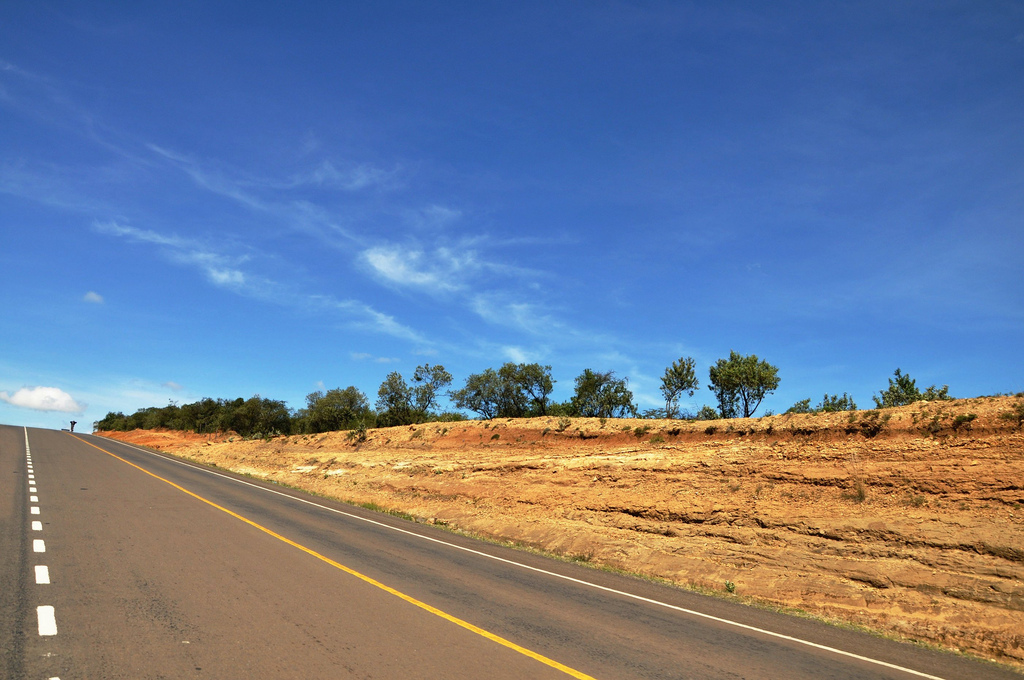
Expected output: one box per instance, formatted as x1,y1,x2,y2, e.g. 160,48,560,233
696,405,720,421
854,410,889,438
785,398,812,414
345,422,368,444
951,413,977,433
817,393,857,412
999,402,1024,429
874,369,951,408
842,479,867,503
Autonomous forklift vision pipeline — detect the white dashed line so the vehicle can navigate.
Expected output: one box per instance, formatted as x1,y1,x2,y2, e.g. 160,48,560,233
26,431,61,649
35,565,50,584
37,606,57,635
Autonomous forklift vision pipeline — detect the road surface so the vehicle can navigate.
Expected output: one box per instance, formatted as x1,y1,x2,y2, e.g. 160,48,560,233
1,424,1015,679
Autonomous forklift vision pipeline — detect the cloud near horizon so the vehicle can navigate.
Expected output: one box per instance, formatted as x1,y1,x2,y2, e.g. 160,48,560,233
0,386,86,412
83,291,104,303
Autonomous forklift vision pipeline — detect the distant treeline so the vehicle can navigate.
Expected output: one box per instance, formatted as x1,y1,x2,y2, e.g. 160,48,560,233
93,358,955,438
94,358,698,437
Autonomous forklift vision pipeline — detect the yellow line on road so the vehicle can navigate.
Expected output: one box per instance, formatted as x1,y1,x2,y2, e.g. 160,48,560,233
69,433,597,680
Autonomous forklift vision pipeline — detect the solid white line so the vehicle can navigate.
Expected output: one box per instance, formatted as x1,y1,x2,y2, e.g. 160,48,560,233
30,507,40,515
33,539,46,553
32,521,43,531
30,495,39,502
98,435,948,680
35,565,50,584
37,606,57,635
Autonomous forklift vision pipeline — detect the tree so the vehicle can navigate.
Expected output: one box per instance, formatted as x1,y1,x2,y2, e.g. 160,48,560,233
449,368,502,419
304,387,371,433
817,392,857,412
569,369,636,418
411,364,452,415
873,369,951,408
376,372,415,427
660,356,699,419
94,411,129,431
502,363,555,416
449,363,555,419
224,395,292,437
179,397,224,433
707,351,780,418
215,398,245,432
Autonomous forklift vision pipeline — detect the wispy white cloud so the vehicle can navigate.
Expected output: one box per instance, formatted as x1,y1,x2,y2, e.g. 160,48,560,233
97,221,425,342
360,239,542,297
147,144,268,211
470,295,560,335
94,221,251,291
0,386,85,413
162,381,184,391
310,296,425,343
360,245,470,293
404,204,462,230
83,291,104,304
350,352,400,363
145,144,391,248
285,160,399,192
502,346,530,363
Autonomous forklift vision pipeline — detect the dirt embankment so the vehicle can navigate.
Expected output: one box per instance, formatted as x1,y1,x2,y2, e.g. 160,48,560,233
99,396,1024,667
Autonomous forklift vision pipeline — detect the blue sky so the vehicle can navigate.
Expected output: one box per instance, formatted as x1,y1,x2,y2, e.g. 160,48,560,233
2,2,1022,430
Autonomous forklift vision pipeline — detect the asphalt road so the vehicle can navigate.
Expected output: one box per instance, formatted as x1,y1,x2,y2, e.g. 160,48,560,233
1,424,1016,679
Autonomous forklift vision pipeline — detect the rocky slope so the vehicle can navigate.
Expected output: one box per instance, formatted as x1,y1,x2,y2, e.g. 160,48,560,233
99,395,1024,667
